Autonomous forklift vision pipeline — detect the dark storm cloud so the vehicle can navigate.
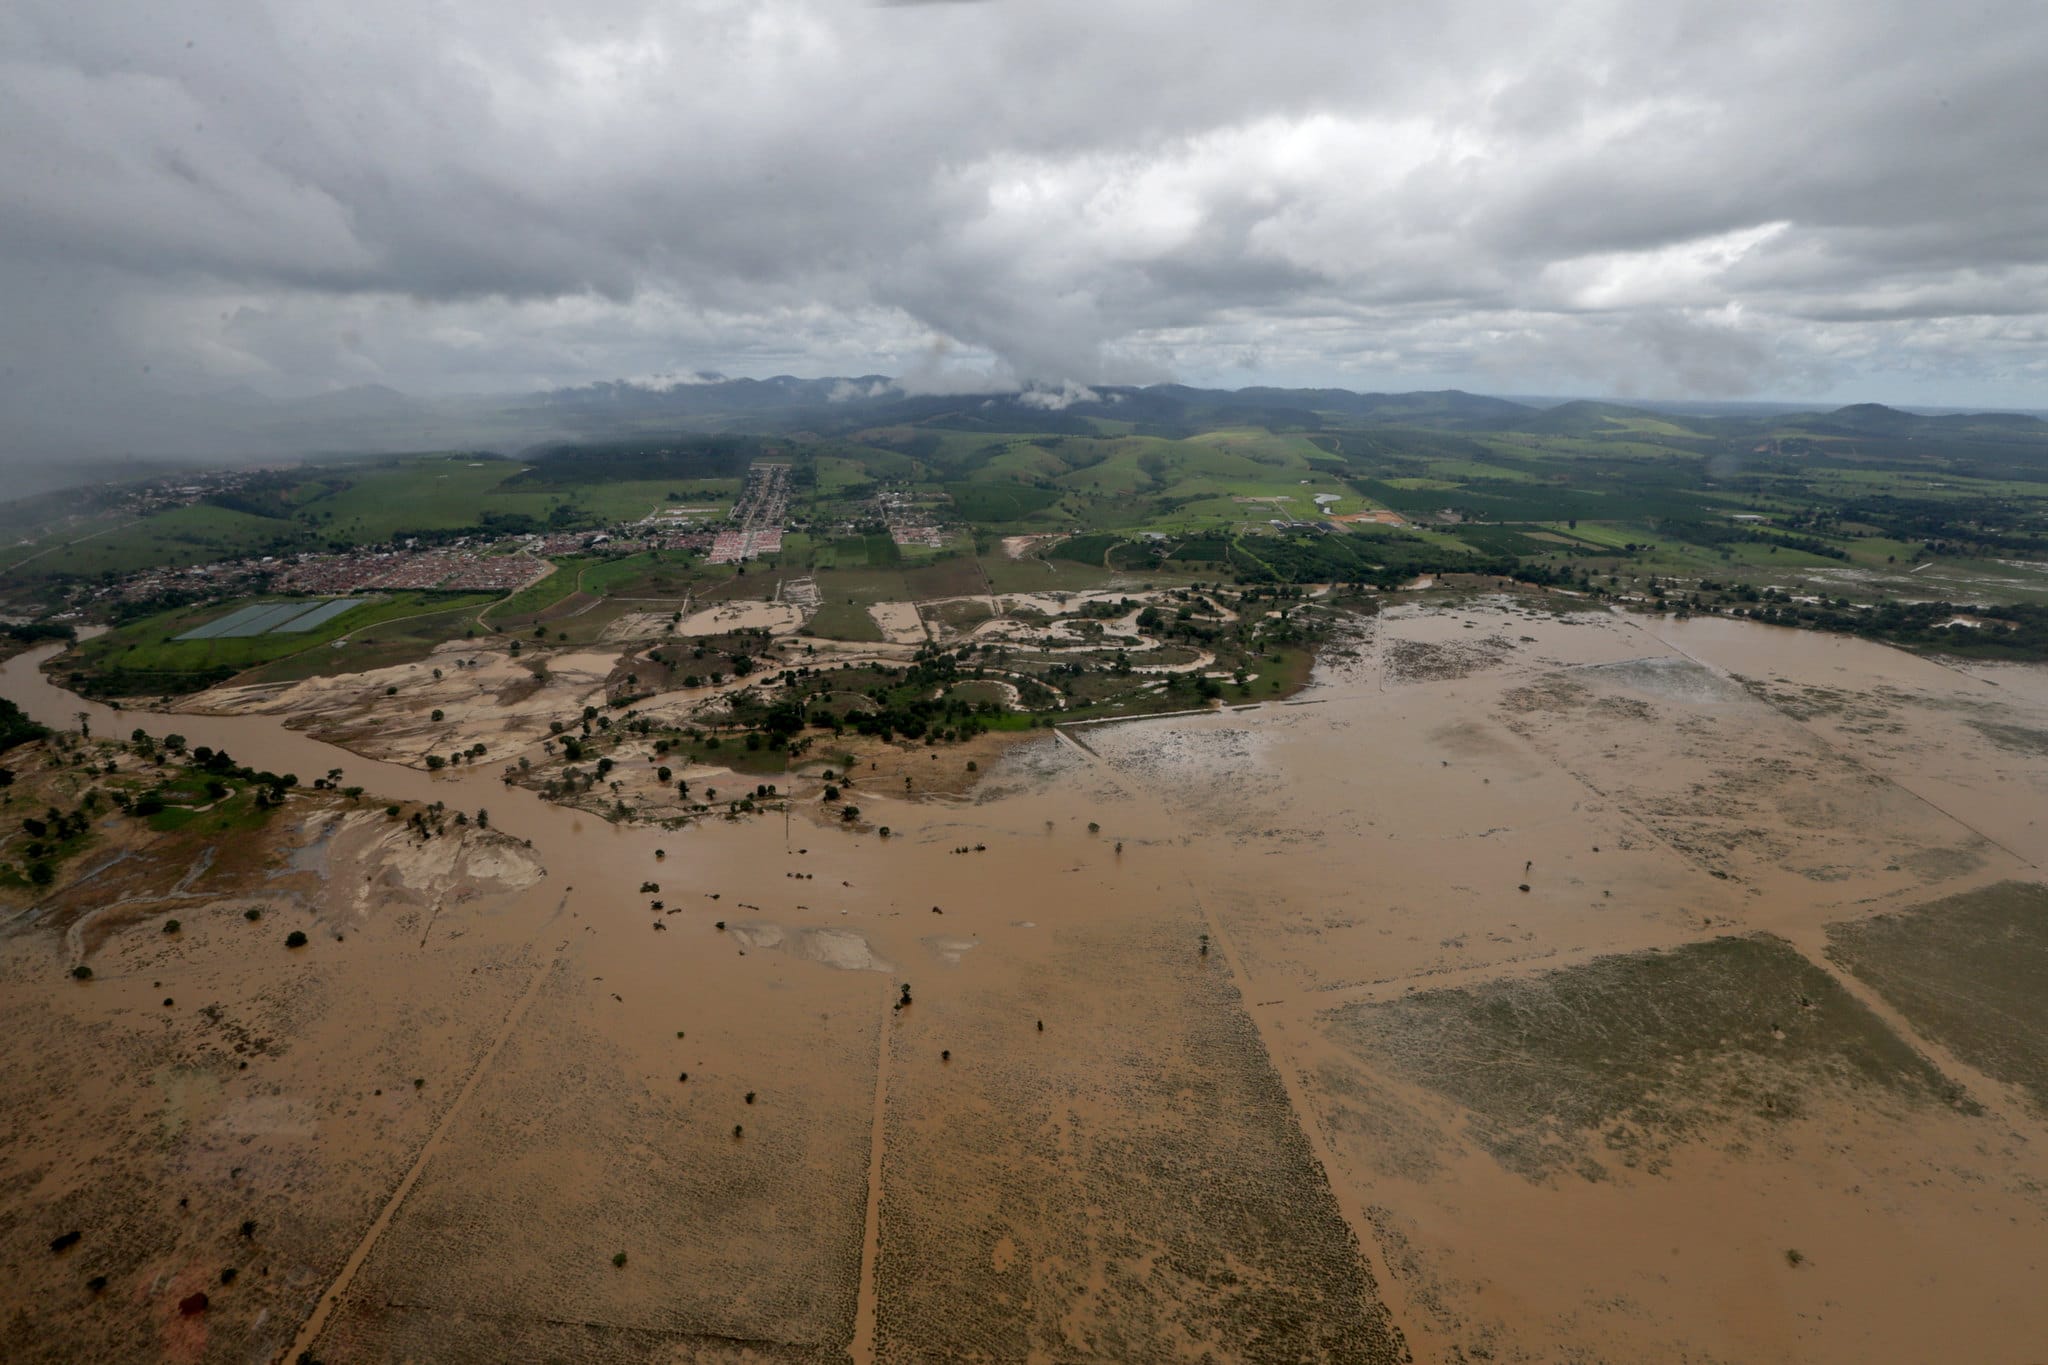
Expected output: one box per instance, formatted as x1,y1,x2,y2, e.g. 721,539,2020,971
2,0,2045,460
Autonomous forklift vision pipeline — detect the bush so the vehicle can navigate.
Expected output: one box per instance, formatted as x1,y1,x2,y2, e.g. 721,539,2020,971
163,919,181,934
612,1252,627,1268
70,965,91,980
285,931,308,949
244,907,262,921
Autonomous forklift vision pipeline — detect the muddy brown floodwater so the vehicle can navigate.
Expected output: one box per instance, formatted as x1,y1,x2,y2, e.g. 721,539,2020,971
4,595,2048,1363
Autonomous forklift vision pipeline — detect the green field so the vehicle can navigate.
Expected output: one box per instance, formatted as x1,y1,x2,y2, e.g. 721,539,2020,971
59,592,496,694
7,388,2048,665
806,600,886,641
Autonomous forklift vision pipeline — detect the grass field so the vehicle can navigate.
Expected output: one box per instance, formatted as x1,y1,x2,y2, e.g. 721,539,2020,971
806,600,886,641
7,504,301,580
62,592,496,692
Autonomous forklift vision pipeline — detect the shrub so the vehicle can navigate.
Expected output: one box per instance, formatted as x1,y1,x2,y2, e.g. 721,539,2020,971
244,907,262,921
70,965,91,981
163,919,181,934
285,931,308,949
612,1252,627,1268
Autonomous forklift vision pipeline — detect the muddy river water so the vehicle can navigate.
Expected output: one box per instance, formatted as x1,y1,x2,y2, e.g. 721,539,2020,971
5,599,2048,1364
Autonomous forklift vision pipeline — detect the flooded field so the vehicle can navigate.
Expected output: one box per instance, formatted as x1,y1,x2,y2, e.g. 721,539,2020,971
4,594,2047,1362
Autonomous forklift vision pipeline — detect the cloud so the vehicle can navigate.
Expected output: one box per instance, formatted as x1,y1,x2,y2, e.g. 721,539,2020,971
2,0,2046,462
828,378,897,401
1015,380,1100,410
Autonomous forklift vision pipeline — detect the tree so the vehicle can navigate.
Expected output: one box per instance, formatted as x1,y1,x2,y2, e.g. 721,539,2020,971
286,931,308,948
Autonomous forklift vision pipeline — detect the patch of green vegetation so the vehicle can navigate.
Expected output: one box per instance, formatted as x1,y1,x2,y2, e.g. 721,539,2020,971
481,561,582,624
8,503,307,581
1323,934,1959,1182
145,788,275,835
295,458,529,539
59,592,495,696
1827,883,2048,1115
806,600,885,642
1048,533,1126,566
576,551,701,599
810,567,911,604
0,698,49,754
944,482,1060,522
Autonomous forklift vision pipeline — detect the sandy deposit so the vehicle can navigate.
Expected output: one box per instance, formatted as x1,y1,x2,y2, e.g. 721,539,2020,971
675,600,804,636
189,642,625,769
5,596,2048,1363
865,602,927,645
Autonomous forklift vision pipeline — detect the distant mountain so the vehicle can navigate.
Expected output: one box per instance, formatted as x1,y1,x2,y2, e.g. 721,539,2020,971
15,370,2042,504
1781,403,2047,439
1230,387,1532,424
1476,399,1695,437
521,376,1544,438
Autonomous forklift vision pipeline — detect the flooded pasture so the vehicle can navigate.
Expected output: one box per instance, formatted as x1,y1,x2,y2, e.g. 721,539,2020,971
4,594,2048,1362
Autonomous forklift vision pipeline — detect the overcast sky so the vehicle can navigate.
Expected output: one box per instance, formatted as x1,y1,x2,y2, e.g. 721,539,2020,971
4,0,2046,455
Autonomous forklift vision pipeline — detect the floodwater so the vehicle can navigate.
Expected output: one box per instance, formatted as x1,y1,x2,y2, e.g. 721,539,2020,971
5,596,2048,1364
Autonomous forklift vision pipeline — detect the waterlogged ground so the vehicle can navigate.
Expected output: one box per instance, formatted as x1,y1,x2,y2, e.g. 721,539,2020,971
4,594,2048,1362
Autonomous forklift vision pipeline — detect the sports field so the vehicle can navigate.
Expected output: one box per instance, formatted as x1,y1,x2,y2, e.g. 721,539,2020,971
174,598,369,640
